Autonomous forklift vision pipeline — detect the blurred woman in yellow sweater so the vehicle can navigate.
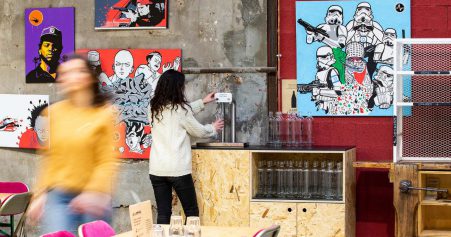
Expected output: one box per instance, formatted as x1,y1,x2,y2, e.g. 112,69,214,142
27,55,118,234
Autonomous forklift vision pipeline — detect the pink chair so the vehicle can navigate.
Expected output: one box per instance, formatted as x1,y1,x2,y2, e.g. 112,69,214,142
78,220,115,237
253,225,280,237
0,182,31,237
40,230,76,237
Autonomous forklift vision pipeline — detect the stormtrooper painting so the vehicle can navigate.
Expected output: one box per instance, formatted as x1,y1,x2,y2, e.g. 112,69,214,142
305,5,348,48
296,0,410,116
345,2,384,48
373,28,396,65
80,48,182,158
311,46,343,113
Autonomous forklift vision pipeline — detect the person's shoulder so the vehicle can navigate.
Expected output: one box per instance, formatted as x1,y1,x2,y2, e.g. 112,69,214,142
26,68,38,82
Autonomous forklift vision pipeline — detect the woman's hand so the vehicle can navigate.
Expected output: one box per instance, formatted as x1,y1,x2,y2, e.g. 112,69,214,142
27,193,47,225
212,119,224,132
69,191,112,218
202,92,216,104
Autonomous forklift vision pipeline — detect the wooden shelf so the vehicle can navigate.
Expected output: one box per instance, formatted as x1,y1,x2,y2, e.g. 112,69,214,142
251,199,344,204
421,200,451,207
419,229,451,237
353,161,392,169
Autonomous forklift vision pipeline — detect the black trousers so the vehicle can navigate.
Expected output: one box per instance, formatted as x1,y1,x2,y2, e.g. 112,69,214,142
149,174,199,224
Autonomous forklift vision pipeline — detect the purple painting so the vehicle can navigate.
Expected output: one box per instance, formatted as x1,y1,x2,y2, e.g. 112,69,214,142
25,7,75,83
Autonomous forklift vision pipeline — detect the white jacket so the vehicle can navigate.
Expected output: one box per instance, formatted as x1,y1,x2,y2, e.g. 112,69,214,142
149,99,216,176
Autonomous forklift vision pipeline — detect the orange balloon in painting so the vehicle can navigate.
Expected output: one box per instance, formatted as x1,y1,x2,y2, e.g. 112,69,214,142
29,10,43,26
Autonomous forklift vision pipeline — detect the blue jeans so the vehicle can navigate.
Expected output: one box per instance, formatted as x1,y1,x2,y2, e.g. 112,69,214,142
42,189,112,235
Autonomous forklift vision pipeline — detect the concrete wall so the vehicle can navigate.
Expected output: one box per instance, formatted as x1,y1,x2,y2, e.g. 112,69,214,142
0,0,267,235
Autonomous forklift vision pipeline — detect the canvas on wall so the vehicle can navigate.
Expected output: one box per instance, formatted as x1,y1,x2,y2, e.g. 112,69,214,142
95,0,168,30
78,49,182,159
25,7,75,83
296,0,411,116
0,94,49,149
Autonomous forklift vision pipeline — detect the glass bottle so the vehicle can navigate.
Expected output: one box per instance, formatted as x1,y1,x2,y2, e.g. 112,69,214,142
267,112,274,146
311,160,320,199
285,160,295,198
265,160,275,198
295,160,304,199
276,161,285,198
336,162,343,201
288,113,296,147
295,113,304,147
325,161,336,200
303,113,314,146
274,112,283,147
256,160,266,198
320,161,327,199
280,113,289,146
302,160,311,199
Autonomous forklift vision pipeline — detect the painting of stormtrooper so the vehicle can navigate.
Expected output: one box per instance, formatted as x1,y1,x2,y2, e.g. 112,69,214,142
296,1,410,116
78,49,181,159
95,0,168,29
0,94,49,149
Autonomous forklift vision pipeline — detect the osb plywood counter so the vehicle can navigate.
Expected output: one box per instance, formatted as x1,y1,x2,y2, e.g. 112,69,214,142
188,146,356,237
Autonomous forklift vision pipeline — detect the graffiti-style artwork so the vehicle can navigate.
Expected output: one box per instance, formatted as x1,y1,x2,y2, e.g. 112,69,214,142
78,49,181,159
95,0,168,30
25,7,75,83
0,94,49,149
296,1,410,116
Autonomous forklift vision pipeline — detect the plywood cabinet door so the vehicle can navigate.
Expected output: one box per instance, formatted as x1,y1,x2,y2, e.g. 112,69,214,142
297,203,346,237
250,202,297,237
192,150,250,226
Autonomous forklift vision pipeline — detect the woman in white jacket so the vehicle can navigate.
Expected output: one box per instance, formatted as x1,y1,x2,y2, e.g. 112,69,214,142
149,69,224,224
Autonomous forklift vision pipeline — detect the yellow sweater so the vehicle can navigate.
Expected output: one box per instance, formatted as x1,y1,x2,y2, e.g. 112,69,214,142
35,100,118,196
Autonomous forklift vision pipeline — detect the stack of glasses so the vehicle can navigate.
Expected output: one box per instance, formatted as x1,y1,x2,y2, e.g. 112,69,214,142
255,160,343,200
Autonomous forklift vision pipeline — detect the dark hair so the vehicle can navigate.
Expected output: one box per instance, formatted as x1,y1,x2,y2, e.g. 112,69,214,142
150,69,191,124
29,100,48,128
61,54,110,107
146,51,161,63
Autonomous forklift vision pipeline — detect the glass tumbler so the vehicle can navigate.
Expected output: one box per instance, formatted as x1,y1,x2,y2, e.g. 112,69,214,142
184,216,201,237
152,224,164,237
169,215,184,237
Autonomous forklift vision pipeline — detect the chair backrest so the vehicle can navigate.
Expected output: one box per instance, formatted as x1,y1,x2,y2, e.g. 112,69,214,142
0,182,29,193
254,225,281,237
0,192,32,216
78,220,115,237
40,230,76,237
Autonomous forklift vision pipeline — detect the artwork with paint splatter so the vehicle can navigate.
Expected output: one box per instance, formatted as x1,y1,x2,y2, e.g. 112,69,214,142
0,94,49,149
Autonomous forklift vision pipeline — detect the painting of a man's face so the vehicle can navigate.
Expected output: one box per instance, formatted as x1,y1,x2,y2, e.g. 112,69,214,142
148,54,162,71
39,40,61,64
113,50,134,80
35,115,49,143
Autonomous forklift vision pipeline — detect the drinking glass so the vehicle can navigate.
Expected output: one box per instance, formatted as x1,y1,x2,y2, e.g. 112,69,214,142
184,216,201,237
152,224,164,237
169,215,184,237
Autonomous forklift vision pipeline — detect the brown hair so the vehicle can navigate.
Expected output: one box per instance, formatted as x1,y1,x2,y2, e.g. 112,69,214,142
62,54,110,107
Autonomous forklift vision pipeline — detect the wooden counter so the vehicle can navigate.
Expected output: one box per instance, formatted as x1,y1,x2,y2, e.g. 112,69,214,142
181,146,356,237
